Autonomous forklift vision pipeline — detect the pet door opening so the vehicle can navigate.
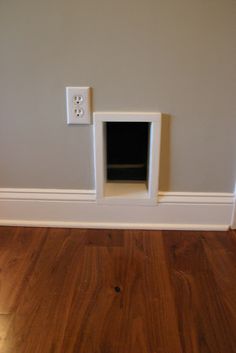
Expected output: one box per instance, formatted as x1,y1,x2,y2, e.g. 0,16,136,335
106,122,149,182
94,112,162,204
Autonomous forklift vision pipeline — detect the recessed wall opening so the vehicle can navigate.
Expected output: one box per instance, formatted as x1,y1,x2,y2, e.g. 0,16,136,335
106,122,150,182
94,112,162,204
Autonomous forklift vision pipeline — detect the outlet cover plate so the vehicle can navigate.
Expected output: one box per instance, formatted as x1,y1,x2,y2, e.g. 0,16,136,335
66,87,92,125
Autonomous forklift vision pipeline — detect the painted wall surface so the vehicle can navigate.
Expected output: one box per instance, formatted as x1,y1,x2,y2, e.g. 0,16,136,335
0,0,235,191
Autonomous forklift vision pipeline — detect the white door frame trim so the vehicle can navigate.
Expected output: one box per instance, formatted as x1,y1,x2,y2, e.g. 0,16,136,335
231,184,236,229
93,112,162,205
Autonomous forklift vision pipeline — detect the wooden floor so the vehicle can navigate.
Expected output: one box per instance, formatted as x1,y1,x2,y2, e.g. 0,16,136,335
0,227,235,353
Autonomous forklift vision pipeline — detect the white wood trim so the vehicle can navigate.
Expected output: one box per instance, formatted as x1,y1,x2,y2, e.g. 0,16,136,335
94,112,162,123
158,192,234,204
0,220,230,231
94,115,105,200
93,112,162,205
148,120,162,201
0,188,234,204
0,188,96,201
231,185,236,229
232,204,236,229
0,188,234,231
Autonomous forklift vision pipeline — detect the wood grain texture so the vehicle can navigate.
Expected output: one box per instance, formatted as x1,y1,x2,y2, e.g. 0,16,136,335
0,227,235,353
163,230,236,353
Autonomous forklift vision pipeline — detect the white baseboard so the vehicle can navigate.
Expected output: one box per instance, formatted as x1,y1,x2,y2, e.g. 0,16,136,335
231,187,236,229
0,188,234,231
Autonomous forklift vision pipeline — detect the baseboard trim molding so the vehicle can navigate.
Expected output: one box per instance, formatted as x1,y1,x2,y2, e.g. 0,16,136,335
158,191,234,204
0,188,96,201
0,188,233,204
0,220,230,231
231,185,236,229
0,188,234,231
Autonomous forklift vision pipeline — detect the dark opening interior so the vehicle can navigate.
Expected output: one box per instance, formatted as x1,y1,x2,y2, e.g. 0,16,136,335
106,122,149,181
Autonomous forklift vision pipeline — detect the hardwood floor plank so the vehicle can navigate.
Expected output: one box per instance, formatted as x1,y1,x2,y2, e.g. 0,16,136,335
7,228,86,353
4,229,183,353
201,231,236,345
57,230,181,353
85,229,124,247
0,226,235,353
0,314,12,353
0,227,47,314
163,230,236,353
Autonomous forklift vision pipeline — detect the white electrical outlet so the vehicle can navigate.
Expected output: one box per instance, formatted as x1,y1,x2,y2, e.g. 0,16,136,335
66,87,92,125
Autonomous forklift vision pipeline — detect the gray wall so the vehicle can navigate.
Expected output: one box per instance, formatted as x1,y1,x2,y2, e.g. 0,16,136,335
0,0,235,192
